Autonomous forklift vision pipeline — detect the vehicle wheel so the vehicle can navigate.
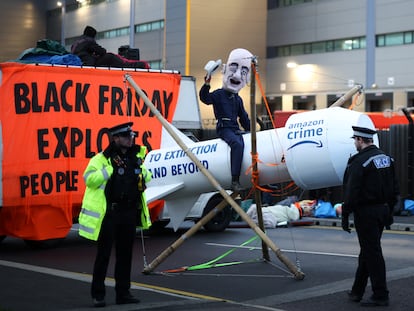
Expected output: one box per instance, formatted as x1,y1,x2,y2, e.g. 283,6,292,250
202,195,232,232
145,220,170,234
24,238,65,249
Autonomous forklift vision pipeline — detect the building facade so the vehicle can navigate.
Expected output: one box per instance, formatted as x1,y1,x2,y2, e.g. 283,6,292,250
0,0,47,63
1,0,414,121
266,0,414,115
44,0,267,127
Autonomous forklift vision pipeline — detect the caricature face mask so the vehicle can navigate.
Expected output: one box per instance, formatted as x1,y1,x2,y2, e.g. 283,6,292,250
222,48,253,93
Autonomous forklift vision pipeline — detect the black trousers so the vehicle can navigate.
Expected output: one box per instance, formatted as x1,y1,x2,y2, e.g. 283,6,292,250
95,53,148,69
91,207,137,300
217,127,244,177
352,204,389,299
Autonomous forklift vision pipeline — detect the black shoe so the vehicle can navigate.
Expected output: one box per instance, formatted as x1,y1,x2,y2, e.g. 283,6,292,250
347,291,362,302
231,181,243,192
92,298,106,308
116,294,140,305
360,296,389,307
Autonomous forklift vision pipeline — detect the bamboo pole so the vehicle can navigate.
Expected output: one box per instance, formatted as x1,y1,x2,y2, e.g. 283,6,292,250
249,60,270,261
142,193,238,274
329,84,363,108
125,74,305,280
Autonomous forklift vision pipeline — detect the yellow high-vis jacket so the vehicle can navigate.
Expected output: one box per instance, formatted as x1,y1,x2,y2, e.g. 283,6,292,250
78,146,152,241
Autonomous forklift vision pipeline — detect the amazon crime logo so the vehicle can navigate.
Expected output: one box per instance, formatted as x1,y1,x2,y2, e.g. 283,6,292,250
286,119,324,150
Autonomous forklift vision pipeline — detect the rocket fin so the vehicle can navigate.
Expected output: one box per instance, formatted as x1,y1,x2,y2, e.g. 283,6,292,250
164,196,199,231
144,182,185,203
160,124,195,149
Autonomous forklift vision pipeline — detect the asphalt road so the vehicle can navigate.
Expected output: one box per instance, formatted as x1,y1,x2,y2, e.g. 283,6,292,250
0,217,414,311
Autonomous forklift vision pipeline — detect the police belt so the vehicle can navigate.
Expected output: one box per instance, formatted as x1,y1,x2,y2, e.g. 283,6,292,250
217,118,236,128
109,200,138,211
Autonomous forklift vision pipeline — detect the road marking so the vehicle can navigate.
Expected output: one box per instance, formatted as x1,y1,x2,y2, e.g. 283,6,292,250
245,266,414,306
305,225,414,235
0,259,199,300
0,259,287,311
206,242,359,258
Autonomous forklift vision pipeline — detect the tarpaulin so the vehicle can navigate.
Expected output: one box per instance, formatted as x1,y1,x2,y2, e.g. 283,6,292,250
0,63,181,239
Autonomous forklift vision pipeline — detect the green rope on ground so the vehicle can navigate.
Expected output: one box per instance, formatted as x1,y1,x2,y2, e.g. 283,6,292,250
185,235,259,271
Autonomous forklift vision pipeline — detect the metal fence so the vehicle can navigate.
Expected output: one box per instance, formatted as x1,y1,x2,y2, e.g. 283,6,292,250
379,124,413,200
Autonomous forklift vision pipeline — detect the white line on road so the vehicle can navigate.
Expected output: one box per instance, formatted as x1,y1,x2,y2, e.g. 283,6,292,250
205,242,359,258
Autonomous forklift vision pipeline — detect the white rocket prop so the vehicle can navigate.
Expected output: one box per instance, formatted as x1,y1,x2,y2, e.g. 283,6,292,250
144,107,377,230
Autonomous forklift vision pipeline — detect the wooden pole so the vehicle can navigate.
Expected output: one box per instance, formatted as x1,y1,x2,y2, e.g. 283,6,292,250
125,74,305,280
142,193,238,274
250,60,270,261
329,84,363,108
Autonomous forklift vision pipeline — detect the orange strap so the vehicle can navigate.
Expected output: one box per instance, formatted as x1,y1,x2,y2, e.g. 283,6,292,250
243,66,300,199
294,202,303,217
254,66,276,129
348,91,362,110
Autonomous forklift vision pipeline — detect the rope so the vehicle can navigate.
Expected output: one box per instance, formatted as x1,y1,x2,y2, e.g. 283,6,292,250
161,271,292,278
122,78,133,123
252,64,302,272
122,77,151,139
247,66,301,199
255,68,276,129
139,229,148,268
161,235,259,273
348,90,364,110
245,151,279,195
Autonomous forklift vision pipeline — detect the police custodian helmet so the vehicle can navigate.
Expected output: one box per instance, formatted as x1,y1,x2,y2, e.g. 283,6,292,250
351,126,377,139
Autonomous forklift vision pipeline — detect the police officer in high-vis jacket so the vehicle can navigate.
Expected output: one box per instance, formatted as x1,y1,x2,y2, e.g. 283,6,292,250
342,126,399,307
79,122,151,308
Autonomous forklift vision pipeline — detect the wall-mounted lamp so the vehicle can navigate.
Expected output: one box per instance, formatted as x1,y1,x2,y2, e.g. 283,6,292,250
286,62,298,69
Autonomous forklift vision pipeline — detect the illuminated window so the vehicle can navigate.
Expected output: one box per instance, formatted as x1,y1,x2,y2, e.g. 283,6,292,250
149,60,162,69
267,30,414,58
135,20,165,33
66,19,164,45
268,0,312,8
404,32,413,44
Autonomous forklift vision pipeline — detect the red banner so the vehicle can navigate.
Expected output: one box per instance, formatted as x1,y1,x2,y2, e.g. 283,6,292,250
0,63,181,239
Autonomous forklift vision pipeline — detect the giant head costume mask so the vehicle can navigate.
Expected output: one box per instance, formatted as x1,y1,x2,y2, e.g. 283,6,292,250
222,48,253,94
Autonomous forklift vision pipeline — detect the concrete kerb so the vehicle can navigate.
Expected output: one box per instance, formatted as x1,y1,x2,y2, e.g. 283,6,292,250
309,217,414,232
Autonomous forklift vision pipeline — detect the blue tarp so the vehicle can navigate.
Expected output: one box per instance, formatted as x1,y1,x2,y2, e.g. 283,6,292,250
11,39,82,66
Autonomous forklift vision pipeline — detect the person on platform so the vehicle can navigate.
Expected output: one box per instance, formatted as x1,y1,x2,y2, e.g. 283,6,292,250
199,48,253,192
342,125,399,307
78,122,152,308
71,25,149,69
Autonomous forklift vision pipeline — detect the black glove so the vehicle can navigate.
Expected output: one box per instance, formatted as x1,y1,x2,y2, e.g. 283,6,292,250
385,211,394,230
341,213,351,233
103,141,117,158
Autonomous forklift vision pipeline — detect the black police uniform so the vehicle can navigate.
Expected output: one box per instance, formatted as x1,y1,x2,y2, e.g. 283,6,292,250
91,123,144,304
342,133,399,301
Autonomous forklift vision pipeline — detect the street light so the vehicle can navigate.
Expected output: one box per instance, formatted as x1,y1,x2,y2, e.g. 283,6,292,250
287,62,316,82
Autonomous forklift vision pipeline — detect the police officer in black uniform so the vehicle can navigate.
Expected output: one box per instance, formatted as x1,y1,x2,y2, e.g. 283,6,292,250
91,122,147,307
342,126,399,307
